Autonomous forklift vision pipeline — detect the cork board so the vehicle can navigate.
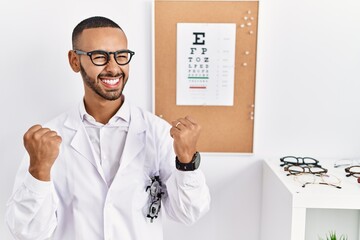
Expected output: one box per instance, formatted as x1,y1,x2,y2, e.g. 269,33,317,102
154,0,258,153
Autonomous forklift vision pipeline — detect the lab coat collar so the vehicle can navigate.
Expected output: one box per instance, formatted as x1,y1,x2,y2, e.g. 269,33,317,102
63,100,147,179
64,103,105,180
118,103,146,172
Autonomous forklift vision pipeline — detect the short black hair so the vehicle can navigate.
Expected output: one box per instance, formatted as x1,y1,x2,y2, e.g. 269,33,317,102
72,16,123,49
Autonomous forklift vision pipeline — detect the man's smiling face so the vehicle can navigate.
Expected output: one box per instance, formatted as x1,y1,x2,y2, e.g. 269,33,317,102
76,27,130,101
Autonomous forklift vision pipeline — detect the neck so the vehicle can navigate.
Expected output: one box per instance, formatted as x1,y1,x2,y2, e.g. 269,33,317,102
84,95,124,124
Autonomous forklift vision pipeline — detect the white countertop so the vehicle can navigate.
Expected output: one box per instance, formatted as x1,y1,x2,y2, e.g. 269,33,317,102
264,158,360,209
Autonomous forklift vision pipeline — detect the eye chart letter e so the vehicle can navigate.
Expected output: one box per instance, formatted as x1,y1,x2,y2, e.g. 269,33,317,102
176,23,236,106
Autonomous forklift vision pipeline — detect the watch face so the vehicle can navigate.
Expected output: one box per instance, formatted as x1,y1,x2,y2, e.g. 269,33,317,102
194,159,200,169
193,152,201,169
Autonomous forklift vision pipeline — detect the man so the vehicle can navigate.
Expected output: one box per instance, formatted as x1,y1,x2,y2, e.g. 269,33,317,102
6,16,210,240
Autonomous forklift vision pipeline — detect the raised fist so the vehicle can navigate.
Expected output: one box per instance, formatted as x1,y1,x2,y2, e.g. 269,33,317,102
23,124,62,181
170,116,201,163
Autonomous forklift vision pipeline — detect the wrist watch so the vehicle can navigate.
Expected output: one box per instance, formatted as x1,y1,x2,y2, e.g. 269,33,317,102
175,152,201,171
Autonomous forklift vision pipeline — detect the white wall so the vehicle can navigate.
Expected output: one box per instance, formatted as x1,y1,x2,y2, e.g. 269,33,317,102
1,0,359,239
255,0,360,159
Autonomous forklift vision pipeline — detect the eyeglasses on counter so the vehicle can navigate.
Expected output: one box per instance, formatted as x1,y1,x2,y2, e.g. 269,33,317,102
280,156,320,167
280,156,342,189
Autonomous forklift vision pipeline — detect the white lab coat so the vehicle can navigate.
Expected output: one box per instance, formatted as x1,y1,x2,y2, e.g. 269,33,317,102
6,102,210,240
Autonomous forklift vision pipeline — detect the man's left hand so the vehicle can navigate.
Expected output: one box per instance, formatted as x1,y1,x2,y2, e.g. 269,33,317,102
170,116,201,163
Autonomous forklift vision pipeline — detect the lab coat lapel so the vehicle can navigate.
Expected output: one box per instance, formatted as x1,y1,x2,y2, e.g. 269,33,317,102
119,106,146,172
64,107,106,180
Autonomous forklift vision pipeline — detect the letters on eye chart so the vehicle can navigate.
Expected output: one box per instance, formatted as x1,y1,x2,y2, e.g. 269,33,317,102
176,23,236,106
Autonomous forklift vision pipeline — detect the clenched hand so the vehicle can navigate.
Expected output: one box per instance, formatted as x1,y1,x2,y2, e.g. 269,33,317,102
23,124,62,181
170,116,201,163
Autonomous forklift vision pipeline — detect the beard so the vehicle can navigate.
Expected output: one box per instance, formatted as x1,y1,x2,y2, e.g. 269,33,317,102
80,64,127,101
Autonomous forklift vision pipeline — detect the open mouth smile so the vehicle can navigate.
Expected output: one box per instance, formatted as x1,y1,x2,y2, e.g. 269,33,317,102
100,77,122,88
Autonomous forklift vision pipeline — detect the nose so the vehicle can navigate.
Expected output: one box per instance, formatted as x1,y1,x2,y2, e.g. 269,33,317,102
104,53,120,73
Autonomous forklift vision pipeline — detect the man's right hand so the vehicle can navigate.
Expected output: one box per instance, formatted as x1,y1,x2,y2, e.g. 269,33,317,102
23,125,62,181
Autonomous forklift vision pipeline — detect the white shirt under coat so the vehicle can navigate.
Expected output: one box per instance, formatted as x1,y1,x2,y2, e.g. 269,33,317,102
80,100,129,187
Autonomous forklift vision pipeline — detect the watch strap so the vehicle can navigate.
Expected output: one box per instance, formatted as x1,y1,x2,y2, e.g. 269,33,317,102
175,152,201,171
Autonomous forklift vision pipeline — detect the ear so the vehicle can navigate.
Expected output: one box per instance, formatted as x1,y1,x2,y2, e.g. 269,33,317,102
68,50,81,72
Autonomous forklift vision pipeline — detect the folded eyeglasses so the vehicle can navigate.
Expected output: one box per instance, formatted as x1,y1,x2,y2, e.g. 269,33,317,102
280,156,320,167
284,165,327,176
344,165,360,183
293,173,342,189
146,176,164,222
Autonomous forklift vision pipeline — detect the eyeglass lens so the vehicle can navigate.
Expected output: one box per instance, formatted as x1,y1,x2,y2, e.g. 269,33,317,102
148,181,161,197
148,200,161,217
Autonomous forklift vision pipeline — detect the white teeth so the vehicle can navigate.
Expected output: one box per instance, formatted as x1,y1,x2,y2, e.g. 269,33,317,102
101,78,120,85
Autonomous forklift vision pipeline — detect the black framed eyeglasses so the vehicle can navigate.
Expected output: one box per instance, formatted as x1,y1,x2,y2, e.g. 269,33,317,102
280,156,320,167
74,49,135,66
284,165,328,176
345,165,360,177
344,166,360,183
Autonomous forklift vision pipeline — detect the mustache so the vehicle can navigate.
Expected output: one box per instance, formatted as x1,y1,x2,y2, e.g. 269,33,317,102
98,72,125,78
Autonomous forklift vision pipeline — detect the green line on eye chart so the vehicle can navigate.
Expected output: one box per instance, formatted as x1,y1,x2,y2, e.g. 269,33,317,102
188,77,209,79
